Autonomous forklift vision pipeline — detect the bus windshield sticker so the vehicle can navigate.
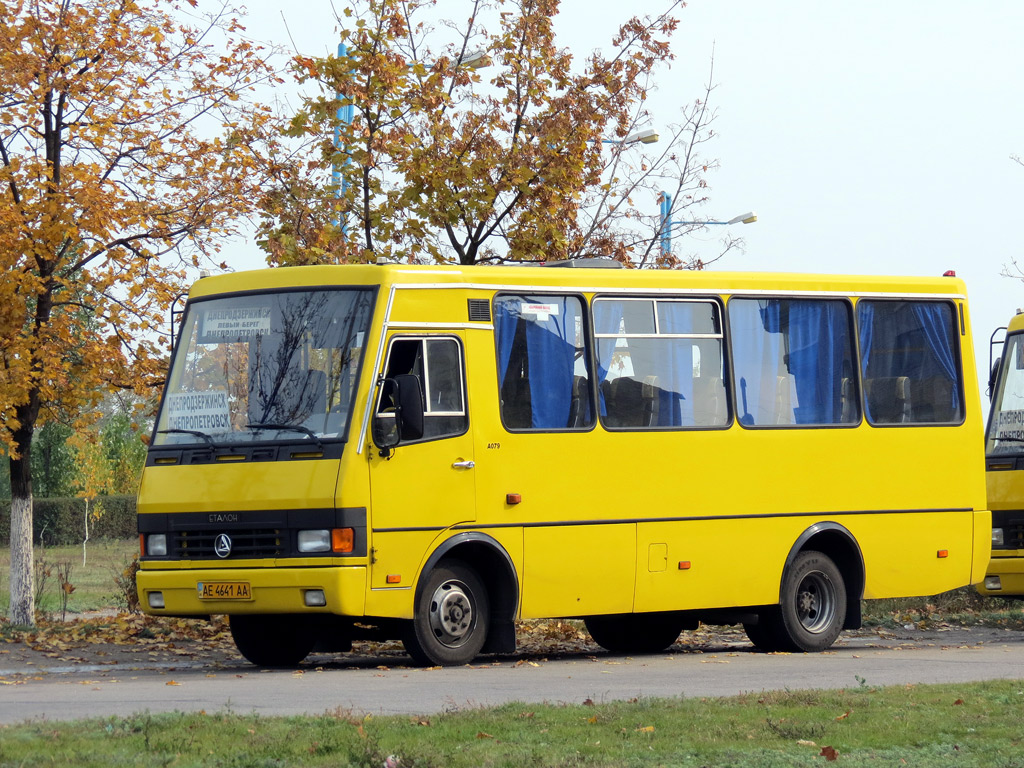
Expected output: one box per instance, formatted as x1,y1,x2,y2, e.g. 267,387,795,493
197,306,272,343
165,390,231,433
521,302,560,321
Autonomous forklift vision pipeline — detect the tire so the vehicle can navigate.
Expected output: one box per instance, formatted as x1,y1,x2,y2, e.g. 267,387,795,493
585,613,684,655
230,614,315,667
775,550,846,652
403,560,489,666
743,608,787,652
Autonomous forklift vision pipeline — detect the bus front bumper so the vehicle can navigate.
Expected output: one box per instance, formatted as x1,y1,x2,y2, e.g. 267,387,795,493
137,565,367,616
976,554,1024,597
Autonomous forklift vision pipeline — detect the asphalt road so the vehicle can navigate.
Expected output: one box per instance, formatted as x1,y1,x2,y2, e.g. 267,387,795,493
2,626,1023,723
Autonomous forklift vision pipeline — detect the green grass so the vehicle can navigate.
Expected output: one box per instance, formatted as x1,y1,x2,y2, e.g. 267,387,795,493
0,539,138,617
1,680,1023,766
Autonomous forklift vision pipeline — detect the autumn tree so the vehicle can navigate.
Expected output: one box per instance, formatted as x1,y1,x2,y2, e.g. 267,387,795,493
0,0,279,625
258,0,730,268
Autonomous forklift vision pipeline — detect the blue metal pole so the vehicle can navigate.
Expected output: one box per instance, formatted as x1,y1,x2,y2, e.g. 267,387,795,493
659,191,672,257
332,43,354,235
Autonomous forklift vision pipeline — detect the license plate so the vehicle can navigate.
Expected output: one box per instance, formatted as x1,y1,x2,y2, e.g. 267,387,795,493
197,581,252,600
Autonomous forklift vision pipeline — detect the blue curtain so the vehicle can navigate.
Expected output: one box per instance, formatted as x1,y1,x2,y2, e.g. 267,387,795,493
494,300,519,387
494,295,579,429
525,300,577,428
912,303,960,413
856,302,875,420
788,302,848,424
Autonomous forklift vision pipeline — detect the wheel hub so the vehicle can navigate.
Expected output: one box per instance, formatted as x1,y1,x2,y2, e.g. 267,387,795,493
429,581,474,647
796,572,835,634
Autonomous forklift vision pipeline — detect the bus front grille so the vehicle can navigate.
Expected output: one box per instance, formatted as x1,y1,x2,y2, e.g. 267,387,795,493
172,529,286,558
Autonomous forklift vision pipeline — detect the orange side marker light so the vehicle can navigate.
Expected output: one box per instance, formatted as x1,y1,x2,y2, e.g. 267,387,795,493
937,549,949,559
678,561,691,570
386,574,401,584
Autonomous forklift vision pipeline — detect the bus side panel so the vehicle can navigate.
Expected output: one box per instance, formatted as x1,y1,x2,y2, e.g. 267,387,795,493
634,520,784,612
856,511,975,599
520,524,635,618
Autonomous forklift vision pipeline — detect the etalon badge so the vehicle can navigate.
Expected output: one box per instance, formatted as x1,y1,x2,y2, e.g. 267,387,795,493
214,533,232,558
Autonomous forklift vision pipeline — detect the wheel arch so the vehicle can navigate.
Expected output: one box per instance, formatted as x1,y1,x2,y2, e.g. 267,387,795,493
783,522,865,630
419,532,520,653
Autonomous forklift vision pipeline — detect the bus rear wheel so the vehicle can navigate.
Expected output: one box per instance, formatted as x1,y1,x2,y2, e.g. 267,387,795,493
772,550,846,652
403,560,490,666
230,614,315,667
584,613,684,654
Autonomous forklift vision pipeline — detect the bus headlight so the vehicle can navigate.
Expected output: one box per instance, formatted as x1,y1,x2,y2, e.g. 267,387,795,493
992,528,1005,547
147,534,168,557
297,530,331,553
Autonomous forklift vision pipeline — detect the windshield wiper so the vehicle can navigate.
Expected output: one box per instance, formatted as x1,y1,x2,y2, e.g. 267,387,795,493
246,422,324,450
993,436,1024,444
158,429,219,447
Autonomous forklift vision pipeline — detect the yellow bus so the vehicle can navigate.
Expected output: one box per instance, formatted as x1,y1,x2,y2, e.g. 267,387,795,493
978,310,1024,598
136,262,990,666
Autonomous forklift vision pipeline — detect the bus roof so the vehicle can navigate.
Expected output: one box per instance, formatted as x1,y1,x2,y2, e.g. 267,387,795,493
187,262,969,301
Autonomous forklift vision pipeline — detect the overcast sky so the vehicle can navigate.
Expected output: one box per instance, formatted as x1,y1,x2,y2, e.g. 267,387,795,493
234,0,1024,393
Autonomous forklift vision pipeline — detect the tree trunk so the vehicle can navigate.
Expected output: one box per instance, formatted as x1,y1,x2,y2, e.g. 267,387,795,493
8,450,35,626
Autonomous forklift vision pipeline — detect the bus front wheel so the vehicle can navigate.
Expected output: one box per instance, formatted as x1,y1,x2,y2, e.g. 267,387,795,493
769,550,846,652
403,560,490,666
230,614,315,667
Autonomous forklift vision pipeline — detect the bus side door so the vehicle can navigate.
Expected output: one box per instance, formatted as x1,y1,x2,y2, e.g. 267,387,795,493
367,333,476,591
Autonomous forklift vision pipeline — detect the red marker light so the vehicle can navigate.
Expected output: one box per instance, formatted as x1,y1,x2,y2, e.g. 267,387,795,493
943,270,956,277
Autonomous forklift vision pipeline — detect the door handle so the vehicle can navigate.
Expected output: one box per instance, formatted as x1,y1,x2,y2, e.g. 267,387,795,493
451,460,475,469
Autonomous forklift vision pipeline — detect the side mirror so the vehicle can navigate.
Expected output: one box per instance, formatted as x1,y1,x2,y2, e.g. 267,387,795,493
989,356,1001,397
372,374,425,454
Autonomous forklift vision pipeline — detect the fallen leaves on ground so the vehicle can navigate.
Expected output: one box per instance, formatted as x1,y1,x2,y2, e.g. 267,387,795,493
0,614,236,660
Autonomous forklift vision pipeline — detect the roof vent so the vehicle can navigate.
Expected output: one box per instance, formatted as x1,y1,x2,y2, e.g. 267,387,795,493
543,258,624,269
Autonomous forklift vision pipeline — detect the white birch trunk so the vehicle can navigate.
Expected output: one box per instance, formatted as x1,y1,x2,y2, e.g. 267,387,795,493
8,493,35,626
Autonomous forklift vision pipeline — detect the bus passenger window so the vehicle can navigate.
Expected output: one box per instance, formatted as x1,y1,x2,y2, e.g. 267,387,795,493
594,297,727,429
728,298,858,427
379,337,468,441
493,294,593,430
857,300,963,425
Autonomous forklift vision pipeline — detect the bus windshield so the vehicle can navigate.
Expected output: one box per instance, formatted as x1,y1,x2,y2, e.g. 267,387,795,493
988,332,1024,455
154,289,375,446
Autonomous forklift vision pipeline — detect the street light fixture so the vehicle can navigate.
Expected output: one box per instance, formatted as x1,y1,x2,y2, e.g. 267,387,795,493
603,128,660,146
457,49,492,69
658,191,756,256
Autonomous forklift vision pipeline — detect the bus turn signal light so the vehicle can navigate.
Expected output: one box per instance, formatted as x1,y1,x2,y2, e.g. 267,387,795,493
332,528,354,553
678,561,691,570
506,493,522,505
386,574,401,584
937,549,949,558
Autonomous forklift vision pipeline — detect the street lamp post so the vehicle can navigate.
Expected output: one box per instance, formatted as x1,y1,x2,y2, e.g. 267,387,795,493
658,191,756,257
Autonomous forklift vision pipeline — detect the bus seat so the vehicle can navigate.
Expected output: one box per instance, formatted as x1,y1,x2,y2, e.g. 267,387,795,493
566,375,590,428
606,377,644,427
909,376,955,423
693,376,726,426
864,376,911,423
642,376,660,427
